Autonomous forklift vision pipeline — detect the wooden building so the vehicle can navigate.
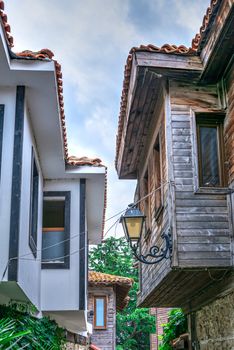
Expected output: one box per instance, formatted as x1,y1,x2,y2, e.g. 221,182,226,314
88,271,133,350
116,0,234,348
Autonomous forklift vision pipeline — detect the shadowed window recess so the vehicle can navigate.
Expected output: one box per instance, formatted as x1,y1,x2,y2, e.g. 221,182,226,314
196,115,226,187
42,191,70,269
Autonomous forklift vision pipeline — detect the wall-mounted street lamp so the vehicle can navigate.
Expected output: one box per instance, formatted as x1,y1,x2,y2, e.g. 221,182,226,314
120,204,172,264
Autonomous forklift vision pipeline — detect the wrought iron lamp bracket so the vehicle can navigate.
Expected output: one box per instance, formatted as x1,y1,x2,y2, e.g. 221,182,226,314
129,228,172,265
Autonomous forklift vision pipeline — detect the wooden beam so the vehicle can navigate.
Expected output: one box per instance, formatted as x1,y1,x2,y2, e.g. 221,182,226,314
135,51,203,71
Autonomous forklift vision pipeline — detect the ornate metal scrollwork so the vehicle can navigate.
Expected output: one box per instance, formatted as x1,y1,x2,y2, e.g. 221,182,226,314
129,229,172,265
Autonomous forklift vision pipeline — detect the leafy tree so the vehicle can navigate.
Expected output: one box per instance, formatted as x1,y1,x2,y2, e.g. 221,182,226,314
159,309,187,350
0,304,65,349
89,236,155,350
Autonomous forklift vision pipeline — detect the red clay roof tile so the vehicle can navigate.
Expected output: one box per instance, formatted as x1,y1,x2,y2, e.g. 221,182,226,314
191,0,220,51
0,1,13,47
89,271,133,286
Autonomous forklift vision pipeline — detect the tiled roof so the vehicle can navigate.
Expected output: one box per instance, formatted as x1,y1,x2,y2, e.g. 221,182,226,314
115,0,222,168
0,1,107,235
89,271,133,286
67,156,103,167
191,0,221,52
0,0,13,47
89,271,133,311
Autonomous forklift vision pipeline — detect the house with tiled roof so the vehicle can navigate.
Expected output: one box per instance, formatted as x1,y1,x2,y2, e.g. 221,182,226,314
116,0,234,349
88,271,133,350
0,0,106,339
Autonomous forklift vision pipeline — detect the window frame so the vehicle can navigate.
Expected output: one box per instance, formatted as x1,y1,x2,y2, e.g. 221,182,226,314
28,148,39,257
93,295,107,330
42,191,71,269
192,112,227,193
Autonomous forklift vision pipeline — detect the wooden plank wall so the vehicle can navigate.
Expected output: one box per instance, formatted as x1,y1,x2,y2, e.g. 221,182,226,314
138,100,172,306
170,81,232,268
224,61,234,184
224,61,234,267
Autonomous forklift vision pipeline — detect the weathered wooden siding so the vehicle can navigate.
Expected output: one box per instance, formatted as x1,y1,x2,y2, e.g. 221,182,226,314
137,97,172,306
170,81,232,268
88,286,116,350
224,61,234,185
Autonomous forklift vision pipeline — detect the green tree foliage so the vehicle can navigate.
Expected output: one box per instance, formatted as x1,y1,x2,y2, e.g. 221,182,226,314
89,236,155,350
0,305,65,349
159,309,187,350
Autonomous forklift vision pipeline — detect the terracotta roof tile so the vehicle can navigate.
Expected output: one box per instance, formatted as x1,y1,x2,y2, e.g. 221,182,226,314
89,271,133,311
89,271,133,286
0,0,13,47
130,44,196,55
15,49,54,60
191,0,221,52
115,0,222,168
67,155,103,167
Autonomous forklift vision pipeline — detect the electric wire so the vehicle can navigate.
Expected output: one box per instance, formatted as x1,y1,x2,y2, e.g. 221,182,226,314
1,181,170,281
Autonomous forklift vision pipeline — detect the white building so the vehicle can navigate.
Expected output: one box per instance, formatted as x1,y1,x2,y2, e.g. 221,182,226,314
0,1,106,335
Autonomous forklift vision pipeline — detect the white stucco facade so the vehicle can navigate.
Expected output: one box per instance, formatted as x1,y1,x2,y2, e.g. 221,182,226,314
0,18,106,335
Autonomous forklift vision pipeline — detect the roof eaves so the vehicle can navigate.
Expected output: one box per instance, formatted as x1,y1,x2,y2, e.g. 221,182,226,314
115,44,197,170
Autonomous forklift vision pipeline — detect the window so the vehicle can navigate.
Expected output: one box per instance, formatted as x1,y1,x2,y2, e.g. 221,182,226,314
153,135,163,220
196,115,226,187
93,296,107,329
42,191,70,269
29,149,39,257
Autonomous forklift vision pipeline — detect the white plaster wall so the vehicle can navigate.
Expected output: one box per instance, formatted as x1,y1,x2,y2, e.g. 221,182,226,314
17,103,43,309
0,87,16,281
41,179,81,311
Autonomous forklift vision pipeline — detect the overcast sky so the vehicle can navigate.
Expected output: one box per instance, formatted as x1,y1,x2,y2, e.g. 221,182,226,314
5,0,210,237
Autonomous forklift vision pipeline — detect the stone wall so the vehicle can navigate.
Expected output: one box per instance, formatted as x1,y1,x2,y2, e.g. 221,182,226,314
88,286,116,350
195,290,234,350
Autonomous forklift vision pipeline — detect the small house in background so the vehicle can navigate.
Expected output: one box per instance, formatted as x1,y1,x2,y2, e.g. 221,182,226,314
88,271,133,350
116,0,234,349
0,0,106,342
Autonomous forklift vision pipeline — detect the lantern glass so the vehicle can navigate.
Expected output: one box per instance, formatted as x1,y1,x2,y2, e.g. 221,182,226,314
124,217,143,240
